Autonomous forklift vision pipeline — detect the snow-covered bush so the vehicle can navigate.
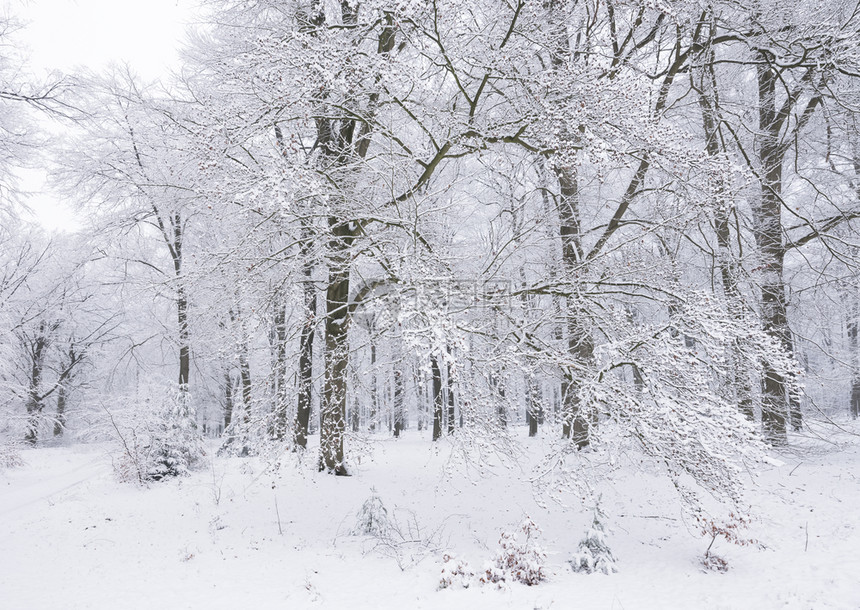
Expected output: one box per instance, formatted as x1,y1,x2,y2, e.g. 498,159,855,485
107,388,203,483
349,490,447,569
0,441,23,469
439,553,474,589
350,489,392,538
698,512,758,573
570,507,617,574
481,517,547,586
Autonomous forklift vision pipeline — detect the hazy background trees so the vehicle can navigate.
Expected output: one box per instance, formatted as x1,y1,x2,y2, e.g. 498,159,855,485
0,0,859,517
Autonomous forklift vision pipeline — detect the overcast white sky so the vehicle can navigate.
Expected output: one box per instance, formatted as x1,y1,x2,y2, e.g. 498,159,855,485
13,0,195,231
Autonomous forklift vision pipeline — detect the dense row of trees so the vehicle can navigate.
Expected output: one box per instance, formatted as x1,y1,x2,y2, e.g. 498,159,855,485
2,0,860,513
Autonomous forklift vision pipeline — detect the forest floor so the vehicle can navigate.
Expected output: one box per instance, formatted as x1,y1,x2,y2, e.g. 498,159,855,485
2,418,860,609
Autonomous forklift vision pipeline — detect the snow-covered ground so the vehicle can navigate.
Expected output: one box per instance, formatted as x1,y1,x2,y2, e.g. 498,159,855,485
2,422,860,609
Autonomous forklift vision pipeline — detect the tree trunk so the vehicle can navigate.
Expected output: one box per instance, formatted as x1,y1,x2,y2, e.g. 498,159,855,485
526,376,538,437
431,355,443,441
756,56,792,443
171,214,190,396
369,339,377,432
697,52,755,421
53,384,66,437
239,347,252,424
24,322,48,445
295,235,316,449
393,363,403,437
446,357,455,436
231,305,252,426
319,226,352,474
555,166,594,448
223,369,234,430
271,300,289,440
849,295,860,418
310,2,394,472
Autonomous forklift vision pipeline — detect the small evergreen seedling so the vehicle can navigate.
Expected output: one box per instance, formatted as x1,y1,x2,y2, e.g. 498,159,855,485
570,506,617,574
351,489,392,538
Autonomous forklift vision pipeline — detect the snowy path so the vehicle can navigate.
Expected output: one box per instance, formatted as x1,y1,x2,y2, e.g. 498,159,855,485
0,448,110,517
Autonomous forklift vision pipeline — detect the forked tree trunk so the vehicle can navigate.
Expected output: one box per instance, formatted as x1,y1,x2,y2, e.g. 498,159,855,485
309,2,395,472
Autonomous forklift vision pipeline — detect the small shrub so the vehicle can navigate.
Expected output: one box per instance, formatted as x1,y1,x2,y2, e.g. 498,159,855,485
439,553,474,589
0,442,23,469
480,517,547,586
107,388,203,483
701,551,729,573
570,506,617,574
697,512,758,573
351,489,392,538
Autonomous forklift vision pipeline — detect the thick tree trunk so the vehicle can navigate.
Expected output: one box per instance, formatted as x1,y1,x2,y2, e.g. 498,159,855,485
556,166,594,448
756,57,793,443
24,323,48,445
312,2,394,470
319,226,352,474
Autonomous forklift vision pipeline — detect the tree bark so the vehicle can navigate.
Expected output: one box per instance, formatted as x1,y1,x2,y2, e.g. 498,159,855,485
171,214,190,394
446,356,455,436
849,293,860,419
24,323,48,445
53,384,66,438
555,166,595,448
755,55,793,443
393,363,404,437
294,233,316,449
431,355,443,441
223,368,234,430
319,227,352,474
271,299,289,440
